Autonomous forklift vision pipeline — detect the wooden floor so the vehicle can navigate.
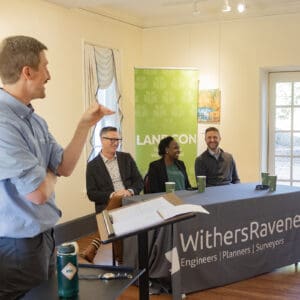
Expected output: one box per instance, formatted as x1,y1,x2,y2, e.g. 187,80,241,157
77,234,300,300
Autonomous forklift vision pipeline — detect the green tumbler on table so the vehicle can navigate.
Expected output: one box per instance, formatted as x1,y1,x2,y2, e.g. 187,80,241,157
197,176,206,193
261,172,269,186
268,175,277,192
165,182,175,193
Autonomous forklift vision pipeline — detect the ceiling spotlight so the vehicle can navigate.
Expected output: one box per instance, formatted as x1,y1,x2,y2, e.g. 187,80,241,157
222,0,231,13
237,2,246,13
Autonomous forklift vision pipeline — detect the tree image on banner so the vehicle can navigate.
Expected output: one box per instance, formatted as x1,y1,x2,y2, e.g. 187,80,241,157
135,68,199,186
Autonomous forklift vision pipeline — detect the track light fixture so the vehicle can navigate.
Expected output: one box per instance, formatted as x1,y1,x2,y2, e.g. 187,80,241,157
222,0,231,13
193,0,201,15
222,0,246,14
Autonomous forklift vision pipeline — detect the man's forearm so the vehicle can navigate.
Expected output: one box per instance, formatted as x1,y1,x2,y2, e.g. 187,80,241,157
26,170,57,205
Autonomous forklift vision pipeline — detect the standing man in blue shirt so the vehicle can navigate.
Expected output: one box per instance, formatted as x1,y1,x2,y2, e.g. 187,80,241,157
0,35,113,299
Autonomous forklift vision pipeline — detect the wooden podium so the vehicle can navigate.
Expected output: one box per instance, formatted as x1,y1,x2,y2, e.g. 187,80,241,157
96,193,195,300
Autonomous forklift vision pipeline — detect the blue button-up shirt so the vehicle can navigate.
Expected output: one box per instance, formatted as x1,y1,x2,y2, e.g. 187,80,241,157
0,89,63,238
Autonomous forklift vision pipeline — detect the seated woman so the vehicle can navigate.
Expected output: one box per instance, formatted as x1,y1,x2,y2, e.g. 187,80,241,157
147,136,191,193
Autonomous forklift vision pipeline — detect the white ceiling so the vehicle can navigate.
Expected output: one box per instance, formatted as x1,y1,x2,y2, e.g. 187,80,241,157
45,0,300,28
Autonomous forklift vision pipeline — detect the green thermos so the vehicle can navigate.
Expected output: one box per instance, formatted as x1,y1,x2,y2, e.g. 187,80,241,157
57,243,79,298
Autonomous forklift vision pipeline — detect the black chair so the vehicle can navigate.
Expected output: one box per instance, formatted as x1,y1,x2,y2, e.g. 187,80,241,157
143,173,150,194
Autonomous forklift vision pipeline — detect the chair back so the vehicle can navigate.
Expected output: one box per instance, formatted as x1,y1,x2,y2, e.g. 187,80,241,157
143,173,150,194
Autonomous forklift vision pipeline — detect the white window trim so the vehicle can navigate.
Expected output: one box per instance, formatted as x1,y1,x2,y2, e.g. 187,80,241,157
267,71,300,185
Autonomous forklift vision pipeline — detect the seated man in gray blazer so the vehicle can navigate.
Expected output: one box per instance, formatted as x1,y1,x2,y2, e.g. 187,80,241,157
82,126,143,263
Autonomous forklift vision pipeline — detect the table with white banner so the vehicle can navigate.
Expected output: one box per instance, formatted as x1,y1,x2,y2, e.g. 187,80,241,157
123,183,300,298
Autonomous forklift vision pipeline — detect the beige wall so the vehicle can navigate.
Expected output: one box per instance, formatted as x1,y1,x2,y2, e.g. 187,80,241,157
141,14,300,184
0,0,142,222
2,0,300,222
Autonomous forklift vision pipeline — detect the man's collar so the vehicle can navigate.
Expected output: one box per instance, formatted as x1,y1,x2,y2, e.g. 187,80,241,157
207,148,223,160
100,151,117,162
208,148,220,156
0,88,34,120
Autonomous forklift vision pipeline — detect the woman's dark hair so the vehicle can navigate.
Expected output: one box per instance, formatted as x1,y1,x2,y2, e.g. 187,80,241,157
158,136,174,156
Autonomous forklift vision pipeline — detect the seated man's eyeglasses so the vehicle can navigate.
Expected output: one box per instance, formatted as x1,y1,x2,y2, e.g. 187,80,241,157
102,137,122,143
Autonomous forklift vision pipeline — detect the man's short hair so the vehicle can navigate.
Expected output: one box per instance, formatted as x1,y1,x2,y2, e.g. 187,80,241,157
100,126,118,137
0,35,47,84
205,127,220,135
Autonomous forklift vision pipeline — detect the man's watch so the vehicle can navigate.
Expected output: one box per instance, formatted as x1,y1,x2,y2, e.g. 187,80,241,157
101,272,133,280
79,272,133,280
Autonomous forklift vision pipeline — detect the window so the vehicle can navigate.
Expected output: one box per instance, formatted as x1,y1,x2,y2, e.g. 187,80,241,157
268,72,300,186
84,44,122,161
92,77,121,158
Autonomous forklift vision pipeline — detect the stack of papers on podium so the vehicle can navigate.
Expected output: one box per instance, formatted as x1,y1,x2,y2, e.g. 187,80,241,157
109,196,209,236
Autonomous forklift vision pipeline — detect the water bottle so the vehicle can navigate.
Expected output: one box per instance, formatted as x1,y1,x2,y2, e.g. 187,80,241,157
57,243,79,298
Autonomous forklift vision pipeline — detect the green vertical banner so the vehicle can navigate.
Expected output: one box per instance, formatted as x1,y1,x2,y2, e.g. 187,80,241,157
135,68,199,186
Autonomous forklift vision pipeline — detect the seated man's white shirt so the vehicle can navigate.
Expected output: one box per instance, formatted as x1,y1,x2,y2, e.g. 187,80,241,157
100,152,125,193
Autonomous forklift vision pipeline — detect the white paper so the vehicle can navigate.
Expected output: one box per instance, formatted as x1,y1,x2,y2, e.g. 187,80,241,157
109,197,209,236
109,197,174,236
157,204,209,220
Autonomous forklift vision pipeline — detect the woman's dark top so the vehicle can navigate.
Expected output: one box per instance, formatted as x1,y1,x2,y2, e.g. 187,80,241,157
147,158,191,193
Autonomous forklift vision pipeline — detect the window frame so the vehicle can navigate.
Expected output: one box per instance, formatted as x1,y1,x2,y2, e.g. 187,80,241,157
268,71,300,186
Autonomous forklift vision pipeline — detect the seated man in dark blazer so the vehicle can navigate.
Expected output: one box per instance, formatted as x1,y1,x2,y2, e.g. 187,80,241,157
81,126,143,263
194,127,240,187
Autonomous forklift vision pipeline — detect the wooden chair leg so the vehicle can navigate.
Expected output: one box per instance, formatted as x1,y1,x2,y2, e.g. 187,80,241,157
112,240,123,266
112,243,116,266
106,194,123,266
